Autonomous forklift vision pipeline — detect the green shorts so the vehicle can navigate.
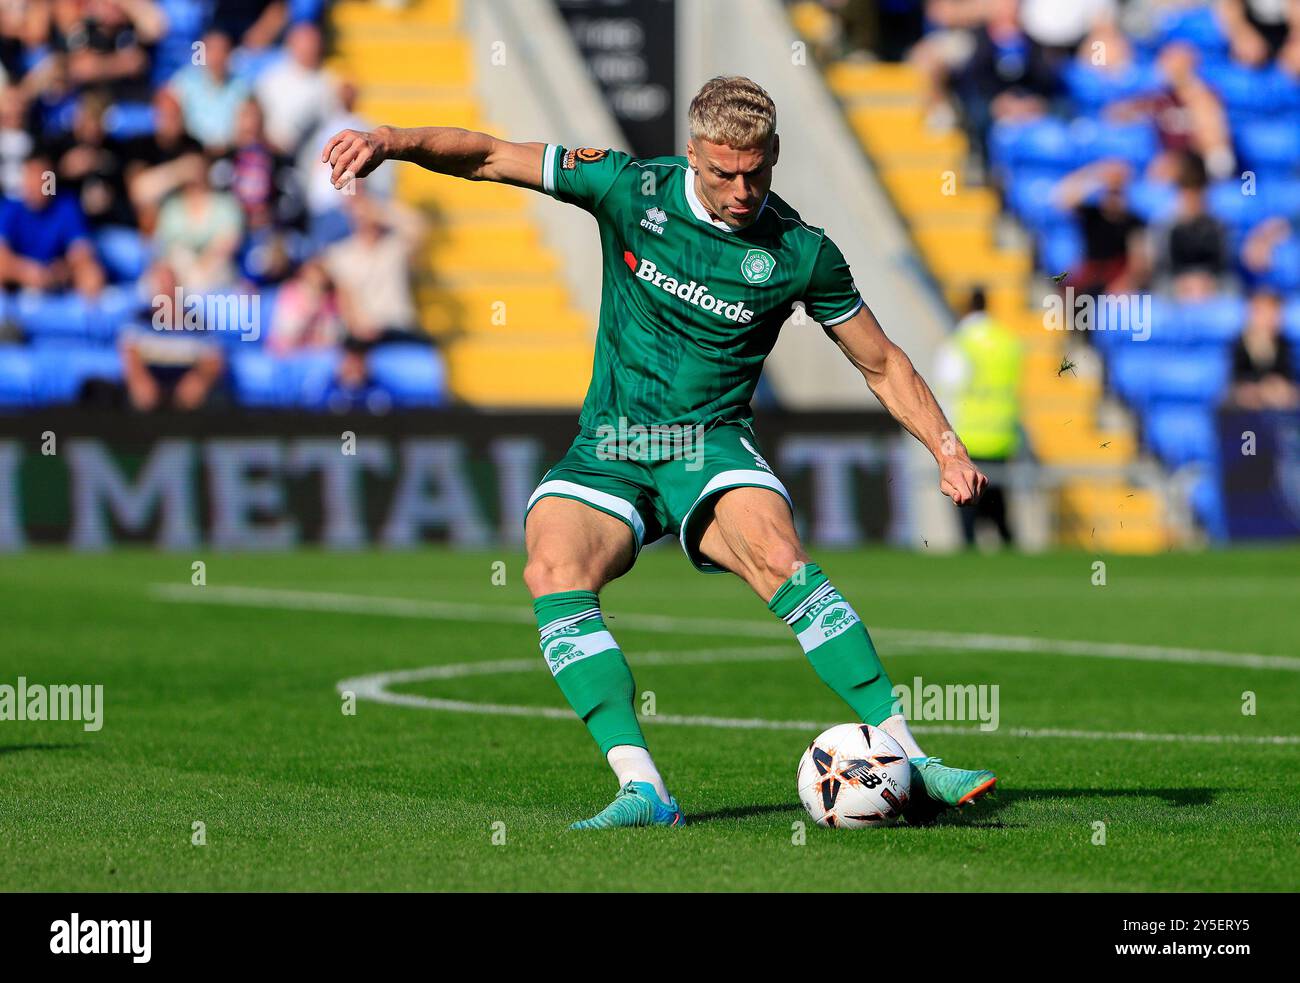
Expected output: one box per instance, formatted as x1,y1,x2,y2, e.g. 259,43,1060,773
525,422,793,573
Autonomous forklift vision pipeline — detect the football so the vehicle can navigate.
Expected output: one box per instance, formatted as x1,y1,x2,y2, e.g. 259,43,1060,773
797,723,912,829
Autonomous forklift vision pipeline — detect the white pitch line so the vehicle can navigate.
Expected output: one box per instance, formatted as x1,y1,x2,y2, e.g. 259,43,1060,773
336,651,1300,746
151,583,1300,672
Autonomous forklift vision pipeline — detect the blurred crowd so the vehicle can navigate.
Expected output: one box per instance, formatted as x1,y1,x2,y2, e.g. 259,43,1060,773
806,2,1299,498
0,0,444,413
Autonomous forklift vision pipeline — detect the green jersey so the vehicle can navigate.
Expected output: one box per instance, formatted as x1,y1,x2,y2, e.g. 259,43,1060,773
542,144,864,436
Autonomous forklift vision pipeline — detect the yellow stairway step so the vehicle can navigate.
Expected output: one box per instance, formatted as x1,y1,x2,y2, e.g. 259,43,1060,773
826,62,926,102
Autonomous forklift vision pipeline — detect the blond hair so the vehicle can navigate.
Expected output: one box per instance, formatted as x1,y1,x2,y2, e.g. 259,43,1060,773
688,76,777,149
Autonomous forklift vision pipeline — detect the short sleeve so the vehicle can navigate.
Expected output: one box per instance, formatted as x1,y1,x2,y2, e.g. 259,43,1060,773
542,144,631,214
803,233,863,327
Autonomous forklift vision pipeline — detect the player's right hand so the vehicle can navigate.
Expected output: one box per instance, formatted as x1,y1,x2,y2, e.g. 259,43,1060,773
321,127,391,190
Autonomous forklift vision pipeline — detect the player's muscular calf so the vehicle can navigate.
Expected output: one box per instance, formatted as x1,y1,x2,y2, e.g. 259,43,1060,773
523,498,636,598
696,487,810,600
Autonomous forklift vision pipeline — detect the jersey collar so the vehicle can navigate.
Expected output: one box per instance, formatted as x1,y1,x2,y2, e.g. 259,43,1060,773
684,168,768,233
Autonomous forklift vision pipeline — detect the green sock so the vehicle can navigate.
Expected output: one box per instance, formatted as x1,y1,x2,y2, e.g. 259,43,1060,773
534,590,646,755
768,563,897,725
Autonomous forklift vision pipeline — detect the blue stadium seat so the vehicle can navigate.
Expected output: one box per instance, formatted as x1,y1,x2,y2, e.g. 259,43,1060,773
95,226,150,283
230,351,284,407
990,118,1075,171
1149,6,1230,60
1144,403,1217,468
1074,118,1159,168
367,343,448,408
103,102,155,139
1126,179,1178,224
1260,236,1300,292
1007,170,1069,229
1283,296,1300,342
1151,349,1232,403
1190,471,1229,542
1037,224,1084,276
1177,295,1247,344
286,350,342,407
14,292,90,342
1208,180,1273,230
0,348,36,408
30,344,123,404
1061,60,1164,115
1237,120,1300,171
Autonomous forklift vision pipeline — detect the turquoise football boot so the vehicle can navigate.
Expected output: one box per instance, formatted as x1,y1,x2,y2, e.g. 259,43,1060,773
909,756,997,809
569,781,685,830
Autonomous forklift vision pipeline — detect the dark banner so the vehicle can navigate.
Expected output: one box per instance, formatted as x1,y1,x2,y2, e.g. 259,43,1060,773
1218,408,1300,540
556,0,677,158
0,410,904,550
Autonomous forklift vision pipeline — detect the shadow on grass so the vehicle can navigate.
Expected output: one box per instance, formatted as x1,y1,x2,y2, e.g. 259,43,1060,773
688,786,1217,828
0,743,83,755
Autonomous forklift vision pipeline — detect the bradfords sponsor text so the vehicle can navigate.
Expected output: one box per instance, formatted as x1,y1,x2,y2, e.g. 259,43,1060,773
634,258,755,323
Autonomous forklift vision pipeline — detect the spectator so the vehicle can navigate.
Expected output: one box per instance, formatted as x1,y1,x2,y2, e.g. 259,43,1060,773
121,86,205,234
153,153,243,290
1241,216,1299,292
48,89,136,228
1054,159,1148,296
906,0,984,129
54,0,167,103
211,0,287,53
1108,42,1235,182
266,256,340,354
1228,288,1299,409
120,262,226,411
0,85,33,198
1149,152,1227,301
254,20,336,155
209,97,305,281
1218,0,1299,66
298,79,393,248
1021,0,1116,63
323,189,425,342
936,287,1023,548
0,151,104,296
955,0,1059,158
168,28,251,150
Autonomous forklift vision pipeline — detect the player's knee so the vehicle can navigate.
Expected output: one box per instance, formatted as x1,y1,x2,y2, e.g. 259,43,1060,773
756,537,807,588
524,555,590,597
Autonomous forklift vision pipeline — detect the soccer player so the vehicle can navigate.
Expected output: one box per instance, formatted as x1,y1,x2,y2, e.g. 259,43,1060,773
322,76,997,829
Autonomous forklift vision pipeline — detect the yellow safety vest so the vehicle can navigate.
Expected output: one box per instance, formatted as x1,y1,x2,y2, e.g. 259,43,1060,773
954,318,1022,460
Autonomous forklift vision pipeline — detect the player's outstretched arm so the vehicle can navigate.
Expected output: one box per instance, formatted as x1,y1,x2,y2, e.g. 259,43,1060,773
825,304,988,506
320,125,546,192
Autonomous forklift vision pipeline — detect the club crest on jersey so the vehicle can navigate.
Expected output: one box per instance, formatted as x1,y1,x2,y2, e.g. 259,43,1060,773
741,248,776,284
641,206,667,235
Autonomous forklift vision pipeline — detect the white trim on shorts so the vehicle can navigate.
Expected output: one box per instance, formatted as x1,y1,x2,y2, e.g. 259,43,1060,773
527,479,647,552
677,468,794,572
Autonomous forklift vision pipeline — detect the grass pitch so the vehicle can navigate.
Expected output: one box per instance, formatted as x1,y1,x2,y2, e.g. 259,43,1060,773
1,545,1297,892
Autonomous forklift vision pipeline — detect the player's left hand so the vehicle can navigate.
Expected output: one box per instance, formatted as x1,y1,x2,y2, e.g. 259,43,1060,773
939,457,987,506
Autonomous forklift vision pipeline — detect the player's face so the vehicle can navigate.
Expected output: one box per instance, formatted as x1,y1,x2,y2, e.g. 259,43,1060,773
687,135,779,230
